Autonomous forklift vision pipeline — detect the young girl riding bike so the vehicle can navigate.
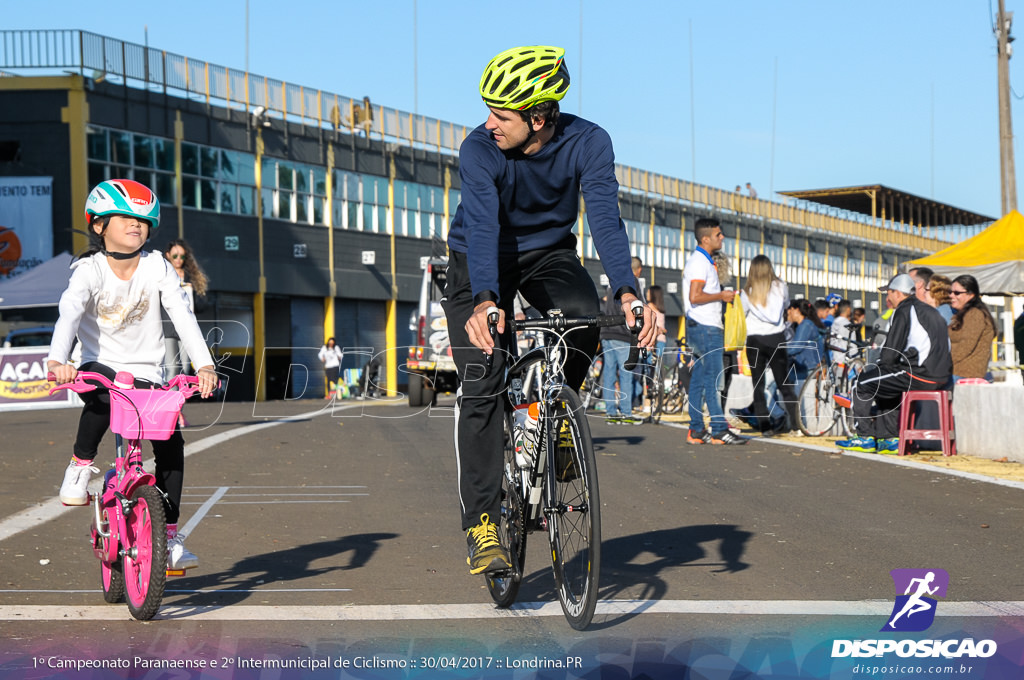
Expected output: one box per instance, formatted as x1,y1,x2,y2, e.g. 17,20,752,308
46,179,218,570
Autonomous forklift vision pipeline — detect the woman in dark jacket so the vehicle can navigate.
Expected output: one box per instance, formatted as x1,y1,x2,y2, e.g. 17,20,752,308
787,299,826,394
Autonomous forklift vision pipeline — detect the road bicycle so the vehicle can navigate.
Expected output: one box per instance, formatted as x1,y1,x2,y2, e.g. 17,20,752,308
797,337,868,437
49,370,209,620
484,306,642,630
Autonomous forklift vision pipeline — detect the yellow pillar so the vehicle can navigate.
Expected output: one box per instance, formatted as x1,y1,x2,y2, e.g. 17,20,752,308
803,239,809,300
59,76,90,255
324,145,337,395
174,111,184,239
649,205,656,285
442,165,451,246
254,129,267,401
385,155,398,397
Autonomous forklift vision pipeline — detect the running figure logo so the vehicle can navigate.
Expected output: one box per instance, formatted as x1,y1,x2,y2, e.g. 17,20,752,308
882,568,949,632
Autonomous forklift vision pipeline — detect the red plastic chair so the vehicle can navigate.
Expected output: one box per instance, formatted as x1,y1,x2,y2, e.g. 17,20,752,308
898,390,956,456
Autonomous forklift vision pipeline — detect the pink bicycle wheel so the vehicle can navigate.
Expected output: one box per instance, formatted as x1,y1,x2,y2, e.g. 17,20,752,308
122,485,167,620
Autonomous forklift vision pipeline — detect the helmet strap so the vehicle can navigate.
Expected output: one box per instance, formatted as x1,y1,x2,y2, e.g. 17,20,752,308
104,247,144,260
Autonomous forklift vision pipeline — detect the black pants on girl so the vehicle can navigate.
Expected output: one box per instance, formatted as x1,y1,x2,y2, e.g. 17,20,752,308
443,244,601,531
747,332,801,432
73,362,185,524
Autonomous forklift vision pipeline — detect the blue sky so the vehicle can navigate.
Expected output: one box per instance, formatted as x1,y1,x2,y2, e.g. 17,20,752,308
3,0,1017,219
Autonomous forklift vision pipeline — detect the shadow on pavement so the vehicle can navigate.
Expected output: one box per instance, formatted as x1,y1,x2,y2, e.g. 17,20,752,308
503,523,752,629
159,532,399,615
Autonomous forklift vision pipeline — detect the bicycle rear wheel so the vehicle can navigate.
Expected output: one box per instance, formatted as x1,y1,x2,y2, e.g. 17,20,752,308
798,364,838,436
838,358,865,436
487,412,528,607
546,387,600,630
122,485,167,620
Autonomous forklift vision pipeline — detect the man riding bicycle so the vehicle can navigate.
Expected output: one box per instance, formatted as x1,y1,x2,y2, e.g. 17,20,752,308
444,45,656,575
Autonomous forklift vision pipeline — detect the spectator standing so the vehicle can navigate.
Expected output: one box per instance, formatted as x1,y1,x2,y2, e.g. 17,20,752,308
948,274,996,382
830,299,855,365
318,337,343,399
926,274,955,324
746,182,758,200
163,238,209,380
683,218,746,445
836,274,952,454
164,238,209,427
852,307,868,343
714,250,739,411
740,255,799,434
599,285,641,425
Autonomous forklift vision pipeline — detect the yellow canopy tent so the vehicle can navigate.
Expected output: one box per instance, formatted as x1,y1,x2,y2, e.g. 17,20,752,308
906,210,1024,294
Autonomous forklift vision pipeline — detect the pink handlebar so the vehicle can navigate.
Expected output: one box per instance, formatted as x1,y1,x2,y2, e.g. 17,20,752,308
47,371,209,399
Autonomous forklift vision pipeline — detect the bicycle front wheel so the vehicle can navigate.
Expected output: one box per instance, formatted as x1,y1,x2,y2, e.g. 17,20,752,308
487,412,528,607
546,387,600,630
798,364,838,436
122,485,167,620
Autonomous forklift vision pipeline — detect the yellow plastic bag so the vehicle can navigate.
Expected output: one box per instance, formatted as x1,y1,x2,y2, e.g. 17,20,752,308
724,296,747,352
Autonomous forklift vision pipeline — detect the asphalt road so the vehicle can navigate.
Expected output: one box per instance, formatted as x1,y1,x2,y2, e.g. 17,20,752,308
1,395,1022,679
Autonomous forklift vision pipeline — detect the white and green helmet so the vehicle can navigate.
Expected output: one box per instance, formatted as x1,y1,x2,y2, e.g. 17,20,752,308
85,179,161,230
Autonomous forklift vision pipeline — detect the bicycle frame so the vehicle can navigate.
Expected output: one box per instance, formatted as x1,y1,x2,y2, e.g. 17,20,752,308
49,370,205,618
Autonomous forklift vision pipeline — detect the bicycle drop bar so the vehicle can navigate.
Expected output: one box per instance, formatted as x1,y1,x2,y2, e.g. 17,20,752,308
505,313,646,371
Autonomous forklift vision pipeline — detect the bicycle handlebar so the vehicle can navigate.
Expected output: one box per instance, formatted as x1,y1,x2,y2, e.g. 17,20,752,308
503,305,646,371
48,371,210,400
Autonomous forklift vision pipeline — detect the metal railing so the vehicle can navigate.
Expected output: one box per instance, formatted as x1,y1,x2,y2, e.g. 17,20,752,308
0,28,964,253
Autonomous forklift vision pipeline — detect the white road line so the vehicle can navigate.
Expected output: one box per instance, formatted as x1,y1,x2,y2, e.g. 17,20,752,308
181,500,353,505
178,486,228,538
2,600,1024,621
0,403,363,544
660,422,1024,491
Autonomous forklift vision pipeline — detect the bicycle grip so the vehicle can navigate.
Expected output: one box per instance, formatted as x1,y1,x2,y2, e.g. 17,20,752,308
623,301,646,372
483,306,500,372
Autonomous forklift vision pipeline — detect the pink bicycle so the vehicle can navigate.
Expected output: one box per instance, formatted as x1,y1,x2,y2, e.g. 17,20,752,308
49,370,208,620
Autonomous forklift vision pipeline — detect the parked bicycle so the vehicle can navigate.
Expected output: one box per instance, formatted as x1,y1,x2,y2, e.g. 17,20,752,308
797,337,868,437
484,306,642,630
48,370,211,620
648,338,692,423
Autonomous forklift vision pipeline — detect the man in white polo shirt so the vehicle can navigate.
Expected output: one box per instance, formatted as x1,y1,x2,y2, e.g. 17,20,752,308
683,217,747,445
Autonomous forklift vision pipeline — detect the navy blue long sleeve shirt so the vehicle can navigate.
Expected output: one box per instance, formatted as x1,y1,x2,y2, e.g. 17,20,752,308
447,114,636,304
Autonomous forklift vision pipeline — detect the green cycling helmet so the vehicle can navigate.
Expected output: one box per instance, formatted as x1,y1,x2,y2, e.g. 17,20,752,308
479,45,570,110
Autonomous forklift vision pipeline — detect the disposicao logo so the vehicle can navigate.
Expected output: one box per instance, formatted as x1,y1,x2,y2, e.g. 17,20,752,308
882,568,948,632
831,568,998,660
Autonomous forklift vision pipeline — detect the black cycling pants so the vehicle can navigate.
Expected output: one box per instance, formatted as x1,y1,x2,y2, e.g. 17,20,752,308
73,362,186,525
443,246,600,530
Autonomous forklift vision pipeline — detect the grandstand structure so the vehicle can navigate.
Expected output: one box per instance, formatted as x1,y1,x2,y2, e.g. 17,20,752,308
0,30,992,399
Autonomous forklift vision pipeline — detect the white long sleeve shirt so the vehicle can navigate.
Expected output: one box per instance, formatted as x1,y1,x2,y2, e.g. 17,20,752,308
741,280,790,337
47,251,214,384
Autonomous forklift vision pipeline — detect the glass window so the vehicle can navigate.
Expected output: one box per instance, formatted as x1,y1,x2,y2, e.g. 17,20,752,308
154,172,175,206
314,196,324,224
87,129,108,161
278,191,290,219
133,136,154,168
261,188,273,217
313,168,327,196
295,167,308,193
154,138,174,171
239,186,254,215
200,148,219,179
201,180,217,210
277,164,293,191
296,195,307,223
219,150,238,181
181,143,199,175
111,131,132,166
235,151,255,185
181,177,199,209
220,184,235,213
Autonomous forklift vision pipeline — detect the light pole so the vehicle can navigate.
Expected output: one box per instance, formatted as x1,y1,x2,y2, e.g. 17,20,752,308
253,107,269,401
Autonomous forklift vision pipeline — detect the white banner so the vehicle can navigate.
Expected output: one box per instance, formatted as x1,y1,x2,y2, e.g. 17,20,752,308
0,176,54,278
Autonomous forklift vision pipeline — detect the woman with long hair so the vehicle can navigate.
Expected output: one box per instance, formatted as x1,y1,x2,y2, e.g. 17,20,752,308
163,239,210,426
740,255,799,434
948,274,996,382
927,274,955,324
787,298,826,395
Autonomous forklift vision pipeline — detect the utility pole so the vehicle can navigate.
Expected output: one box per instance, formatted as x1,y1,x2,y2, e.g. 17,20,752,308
996,0,1017,214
